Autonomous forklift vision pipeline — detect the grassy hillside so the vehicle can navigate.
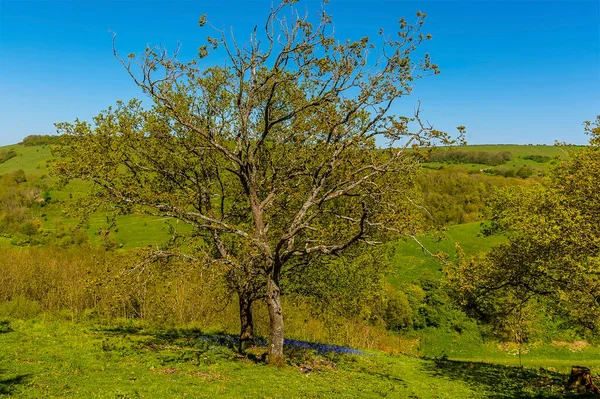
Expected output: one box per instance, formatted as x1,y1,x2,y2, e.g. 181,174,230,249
0,141,511,265
423,144,582,175
1,318,593,398
0,142,184,249
1,141,599,398
0,141,562,282
389,222,505,287
0,141,573,250
0,144,53,177
0,142,577,179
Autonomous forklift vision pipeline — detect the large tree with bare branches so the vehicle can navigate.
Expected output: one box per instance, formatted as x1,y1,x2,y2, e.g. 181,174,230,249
54,1,458,364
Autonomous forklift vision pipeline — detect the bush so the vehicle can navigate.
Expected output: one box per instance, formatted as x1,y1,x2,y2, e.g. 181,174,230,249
0,319,12,333
0,149,17,164
10,169,27,184
523,154,552,163
384,290,413,331
18,221,41,236
427,150,511,166
516,165,534,179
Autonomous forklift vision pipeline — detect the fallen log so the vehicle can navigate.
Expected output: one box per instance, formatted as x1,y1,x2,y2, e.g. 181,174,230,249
567,366,600,395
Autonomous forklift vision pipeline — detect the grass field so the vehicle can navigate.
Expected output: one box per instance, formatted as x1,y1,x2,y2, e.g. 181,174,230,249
0,142,194,249
388,222,505,286
1,318,595,399
423,144,582,174
0,142,578,180
0,144,54,178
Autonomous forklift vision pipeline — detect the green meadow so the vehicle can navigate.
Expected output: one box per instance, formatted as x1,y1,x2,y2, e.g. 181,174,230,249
2,318,597,398
422,144,581,175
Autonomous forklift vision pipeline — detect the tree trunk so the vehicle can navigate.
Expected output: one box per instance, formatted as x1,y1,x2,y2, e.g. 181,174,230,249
567,366,600,394
238,292,255,353
266,274,284,365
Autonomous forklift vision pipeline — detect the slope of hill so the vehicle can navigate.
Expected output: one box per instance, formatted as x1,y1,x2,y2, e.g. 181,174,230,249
1,318,598,398
422,144,581,176
0,141,571,250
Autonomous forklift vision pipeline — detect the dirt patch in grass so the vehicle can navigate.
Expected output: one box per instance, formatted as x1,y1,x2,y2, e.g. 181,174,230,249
551,341,590,352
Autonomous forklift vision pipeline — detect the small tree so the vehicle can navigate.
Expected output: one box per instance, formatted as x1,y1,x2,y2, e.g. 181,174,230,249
448,116,600,335
54,2,457,363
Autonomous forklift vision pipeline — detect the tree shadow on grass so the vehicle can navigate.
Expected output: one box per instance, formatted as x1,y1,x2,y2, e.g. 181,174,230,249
425,358,597,398
99,326,242,351
94,326,242,367
0,320,13,334
0,370,31,396
95,326,362,367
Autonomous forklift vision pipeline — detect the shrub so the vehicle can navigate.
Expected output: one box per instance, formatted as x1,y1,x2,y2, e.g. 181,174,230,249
516,165,534,179
10,169,27,184
523,154,552,163
18,221,41,236
0,149,17,164
384,290,413,331
427,150,511,166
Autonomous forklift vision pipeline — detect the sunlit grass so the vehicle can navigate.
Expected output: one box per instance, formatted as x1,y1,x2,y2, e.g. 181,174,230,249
3,318,590,398
388,222,505,286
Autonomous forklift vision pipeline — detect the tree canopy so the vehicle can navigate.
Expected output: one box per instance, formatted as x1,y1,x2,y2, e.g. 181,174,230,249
54,2,458,363
449,116,600,334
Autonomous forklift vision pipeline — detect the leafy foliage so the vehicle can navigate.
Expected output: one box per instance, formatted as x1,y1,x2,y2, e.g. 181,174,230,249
427,150,511,166
0,149,17,164
21,134,61,147
53,2,460,362
418,168,531,226
448,116,600,334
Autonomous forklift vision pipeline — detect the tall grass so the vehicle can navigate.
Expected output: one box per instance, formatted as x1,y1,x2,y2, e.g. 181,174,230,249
0,246,229,324
0,245,416,353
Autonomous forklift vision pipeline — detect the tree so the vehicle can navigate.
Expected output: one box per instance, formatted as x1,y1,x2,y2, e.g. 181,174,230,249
54,2,457,363
448,116,600,335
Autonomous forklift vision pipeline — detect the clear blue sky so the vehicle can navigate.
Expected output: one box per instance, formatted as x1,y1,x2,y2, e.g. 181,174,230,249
1,0,598,146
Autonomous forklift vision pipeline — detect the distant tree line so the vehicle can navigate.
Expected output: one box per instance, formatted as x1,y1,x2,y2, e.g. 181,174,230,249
21,135,61,147
522,154,552,163
427,150,511,166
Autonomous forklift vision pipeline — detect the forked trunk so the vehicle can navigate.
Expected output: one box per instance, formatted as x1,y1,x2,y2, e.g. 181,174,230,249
238,292,255,353
266,274,284,365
